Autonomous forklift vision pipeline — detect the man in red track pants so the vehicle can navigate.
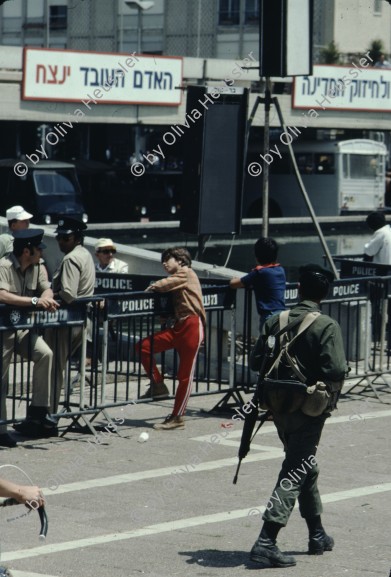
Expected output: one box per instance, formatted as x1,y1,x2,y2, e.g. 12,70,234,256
138,247,206,430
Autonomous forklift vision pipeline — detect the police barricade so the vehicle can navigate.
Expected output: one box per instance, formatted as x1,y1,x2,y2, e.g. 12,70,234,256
282,277,370,369
238,277,373,397
322,277,370,368
0,299,93,432
332,256,391,377
88,279,237,412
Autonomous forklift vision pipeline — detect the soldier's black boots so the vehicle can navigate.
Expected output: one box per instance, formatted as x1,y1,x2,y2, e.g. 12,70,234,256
306,515,334,555
250,522,296,568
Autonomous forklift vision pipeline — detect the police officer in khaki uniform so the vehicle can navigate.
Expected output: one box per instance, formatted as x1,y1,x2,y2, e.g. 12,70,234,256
0,229,59,446
45,217,95,413
249,264,348,568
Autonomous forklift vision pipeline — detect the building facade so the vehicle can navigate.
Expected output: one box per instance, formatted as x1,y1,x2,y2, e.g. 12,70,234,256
0,0,391,221
313,0,391,60
1,0,390,62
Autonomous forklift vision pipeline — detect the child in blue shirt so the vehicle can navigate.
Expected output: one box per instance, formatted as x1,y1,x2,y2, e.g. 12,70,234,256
230,237,286,331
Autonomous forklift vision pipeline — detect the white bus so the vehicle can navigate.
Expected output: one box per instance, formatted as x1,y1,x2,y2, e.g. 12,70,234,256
243,139,387,218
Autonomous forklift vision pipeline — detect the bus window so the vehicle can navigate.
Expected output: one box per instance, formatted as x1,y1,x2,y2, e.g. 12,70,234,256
348,154,380,179
343,154,349,178
297,153,314,174
315,154,334,174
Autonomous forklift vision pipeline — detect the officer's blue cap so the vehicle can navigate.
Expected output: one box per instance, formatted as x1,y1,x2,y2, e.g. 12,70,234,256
55,216,87,235
13,228,46,250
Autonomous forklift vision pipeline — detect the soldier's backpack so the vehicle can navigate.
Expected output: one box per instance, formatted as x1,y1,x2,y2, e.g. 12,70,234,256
257,310,336,416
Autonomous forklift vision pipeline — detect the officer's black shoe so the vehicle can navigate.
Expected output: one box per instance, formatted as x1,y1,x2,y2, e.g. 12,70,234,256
26,406,57,428
0,565,11,576
13,406,58,438
0,433,17,448
308,529,334,555
13,420,58,438
250,537,296,568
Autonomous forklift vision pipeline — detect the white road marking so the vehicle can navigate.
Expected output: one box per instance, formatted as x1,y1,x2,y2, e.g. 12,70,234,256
3,482,391,562
48,446,283,496
46,408,391,497
11,572,61,577
191,408,391,443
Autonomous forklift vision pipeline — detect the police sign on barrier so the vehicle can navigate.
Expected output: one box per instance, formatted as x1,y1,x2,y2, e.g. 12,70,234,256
105,285,235,319
0,302,89,330
339,259,391,278
330,279,368,301
95,272,233,294
284,283,299,307
284,277,368,308
95,273,161,294
107,292,167,317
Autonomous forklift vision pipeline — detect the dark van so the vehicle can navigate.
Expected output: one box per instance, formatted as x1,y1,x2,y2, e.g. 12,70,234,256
74,160,181,223
0,159,87,224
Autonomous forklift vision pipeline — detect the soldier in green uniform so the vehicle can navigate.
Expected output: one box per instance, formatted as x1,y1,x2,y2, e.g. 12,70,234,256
44,217,95,413
249,264,348,568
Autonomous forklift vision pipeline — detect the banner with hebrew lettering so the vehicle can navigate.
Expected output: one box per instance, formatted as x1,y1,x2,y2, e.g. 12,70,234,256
293,64,391,112
22,47,182,106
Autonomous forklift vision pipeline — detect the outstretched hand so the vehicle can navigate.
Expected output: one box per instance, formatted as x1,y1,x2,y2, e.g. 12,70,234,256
15,485,45,509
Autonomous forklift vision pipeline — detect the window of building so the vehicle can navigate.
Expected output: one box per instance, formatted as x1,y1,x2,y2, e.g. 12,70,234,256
374,0,382,15
219,0,240,25
27,0,44,19
49,5,67,30
245,0,259,24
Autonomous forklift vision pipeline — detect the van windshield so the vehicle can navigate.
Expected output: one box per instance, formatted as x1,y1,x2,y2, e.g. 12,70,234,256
33,171,77,196
343,154,380,179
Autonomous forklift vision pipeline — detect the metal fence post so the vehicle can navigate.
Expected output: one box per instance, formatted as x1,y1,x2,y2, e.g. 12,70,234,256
229,307,236,389
78,323,88,410
101,318,109,405
364,296,371,373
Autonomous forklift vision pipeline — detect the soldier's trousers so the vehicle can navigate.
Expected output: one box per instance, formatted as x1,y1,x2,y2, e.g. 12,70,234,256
262,413,327,526
0,330,52,434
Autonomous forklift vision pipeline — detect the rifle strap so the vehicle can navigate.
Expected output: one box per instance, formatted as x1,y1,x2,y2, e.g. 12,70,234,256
278,310,321,340
266,311,321,382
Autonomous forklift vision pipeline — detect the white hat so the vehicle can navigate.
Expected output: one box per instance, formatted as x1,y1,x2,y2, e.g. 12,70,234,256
6,205,33,221
94,238,116,251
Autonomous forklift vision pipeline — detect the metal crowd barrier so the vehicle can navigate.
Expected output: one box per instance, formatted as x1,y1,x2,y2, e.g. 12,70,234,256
0,299,94,432
0,280,240,436
2,271,391,438
236,275,391,403
90,284,237,409
332,255,391,399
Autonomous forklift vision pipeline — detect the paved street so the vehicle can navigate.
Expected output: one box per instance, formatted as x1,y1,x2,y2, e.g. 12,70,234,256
0,385,390,577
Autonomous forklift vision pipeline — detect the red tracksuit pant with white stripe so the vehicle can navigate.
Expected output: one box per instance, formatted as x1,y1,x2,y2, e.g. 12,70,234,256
139,315,204,416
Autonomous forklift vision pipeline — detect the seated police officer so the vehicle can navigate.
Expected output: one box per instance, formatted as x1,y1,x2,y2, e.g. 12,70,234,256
0,229,59,446
249,264,348,568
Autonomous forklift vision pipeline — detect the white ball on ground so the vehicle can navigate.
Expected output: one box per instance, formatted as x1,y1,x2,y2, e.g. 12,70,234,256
138,432,149,443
